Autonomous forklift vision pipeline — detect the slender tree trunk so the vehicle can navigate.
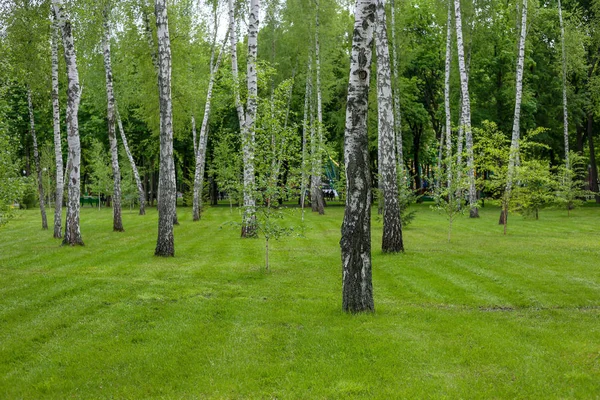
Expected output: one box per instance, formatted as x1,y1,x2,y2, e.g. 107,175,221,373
116,110,145,215
558,0,569,169
390,0,404,179
311,3,325,215
51,14,64,238
154,0,176,256
27,88,48,230
375,0,403,253
102,5,123,232
192,115,197,160
503,0,528,224
53,0,83,246
444,0,453,189
301,53,313,220
193,35,226,221
454,0,478,217
587,112,600,202
341,0,375,314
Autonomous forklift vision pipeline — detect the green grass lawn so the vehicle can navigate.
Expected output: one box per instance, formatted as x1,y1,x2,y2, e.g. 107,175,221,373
1,203,599,398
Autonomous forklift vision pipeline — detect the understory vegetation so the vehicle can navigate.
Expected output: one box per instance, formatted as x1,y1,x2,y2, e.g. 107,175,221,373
1,204,599,398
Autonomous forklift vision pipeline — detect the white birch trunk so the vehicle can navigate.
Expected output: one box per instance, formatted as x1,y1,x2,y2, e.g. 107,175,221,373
102,5,124,232
311,3,325,215
341,0,376,314
192,115,197,159
454,0,478,217
444,0,453,189
154,0,176,256
301,53,313,220
390,0,404,178
559,0,569,168
193,34,227,221
27,87,48,230
504,0,528,223
51,14,64,238
52,0,83,246
116,110,145,215
375,0,403,253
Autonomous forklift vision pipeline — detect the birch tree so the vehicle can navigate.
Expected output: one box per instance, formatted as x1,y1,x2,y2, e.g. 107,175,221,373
192,33,227,222
51,13,64,238
501,0,528,227
154,0,176,256
116,111,145,215
52,0,83,246
300,52,313,220
102,3,124,232
27,87,48,230
311,1,325,215
341,0,376,314
558,0,569,169
375,0,403,253
228,0,259,237
444,0,453,190
454,0,478,218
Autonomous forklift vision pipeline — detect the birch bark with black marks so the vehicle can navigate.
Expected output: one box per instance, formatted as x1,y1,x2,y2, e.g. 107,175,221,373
375,0,403,253
502,0,528,228
341,0,376,314
102,5,124,232
558,0,569,169
444,0,453,189
52,0,83,246
116,110,145,215
311,2,325,214
193,34,227,221
390,0,404,178
154,0,176,256
27,88,48,230
51,14,64,238
454,0,478,217
301,53,313,220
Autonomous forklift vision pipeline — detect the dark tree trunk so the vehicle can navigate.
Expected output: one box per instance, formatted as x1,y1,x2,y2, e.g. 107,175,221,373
27,88,48,230
341,0,376,314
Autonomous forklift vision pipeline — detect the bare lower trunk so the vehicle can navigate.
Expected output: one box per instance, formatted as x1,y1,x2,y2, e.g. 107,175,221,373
103,5,123,232
390,0,404,179
27,88,48,230
116,111,145,215
51,14,64,238
588,112,600,202
154,0,175,256
53,0,83,246
454,0,478,217
341,0,375,314
193,35,226,221
312,3,325,215
375,0,403,253
504,0,528,220
444,1,453,189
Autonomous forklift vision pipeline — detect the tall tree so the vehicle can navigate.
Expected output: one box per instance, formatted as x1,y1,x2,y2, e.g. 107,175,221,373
52,0,83,246
444,0,453,190
27,87,48,230
390,0,404,177
341,0,375,313
50,13,64,239
502,0,528,226
454,0,478,218
558,0,569,168
116,111,145,215
154,0,176,256
301,52,313,220
375,0,403,253
311,1,325,215
102,3,124,232
228,0,260,237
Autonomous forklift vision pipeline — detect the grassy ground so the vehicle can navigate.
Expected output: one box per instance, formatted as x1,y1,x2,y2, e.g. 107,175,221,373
0,202,599,399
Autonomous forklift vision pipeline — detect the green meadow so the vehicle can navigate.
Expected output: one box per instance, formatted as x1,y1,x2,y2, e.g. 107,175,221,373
1,204,599,398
